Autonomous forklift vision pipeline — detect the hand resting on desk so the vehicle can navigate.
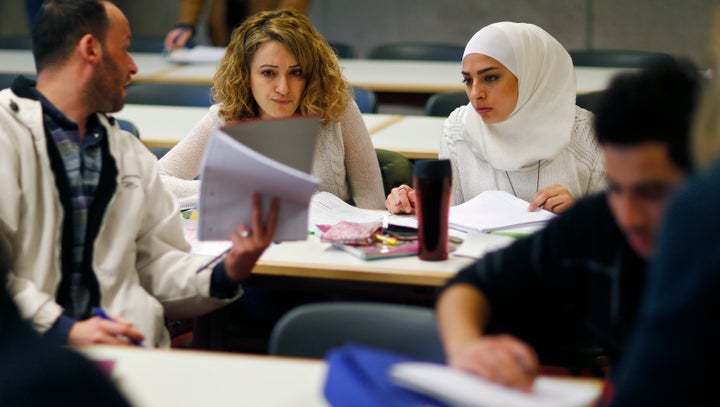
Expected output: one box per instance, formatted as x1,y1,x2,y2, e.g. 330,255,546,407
385,183,575,215
447,334,540,393
528,183,574,214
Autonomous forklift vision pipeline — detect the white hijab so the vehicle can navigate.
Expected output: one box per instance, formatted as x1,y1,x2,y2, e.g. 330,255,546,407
462,22,576,171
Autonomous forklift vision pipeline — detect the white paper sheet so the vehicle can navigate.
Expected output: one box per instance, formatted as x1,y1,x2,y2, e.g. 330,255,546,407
309,191,386,230
166,45,225,64
449,190,556,233
454,230,516,259
198,118,321,241
391,362,600,407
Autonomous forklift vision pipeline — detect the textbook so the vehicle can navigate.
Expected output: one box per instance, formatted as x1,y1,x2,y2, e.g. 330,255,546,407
198,116,321,242
331,240,421,261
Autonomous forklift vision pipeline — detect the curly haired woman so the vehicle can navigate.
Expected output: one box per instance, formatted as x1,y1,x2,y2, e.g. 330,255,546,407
158,9,384,209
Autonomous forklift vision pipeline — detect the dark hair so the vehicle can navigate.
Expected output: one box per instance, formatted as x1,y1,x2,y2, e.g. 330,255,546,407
594,57,701,170
32,0,110,72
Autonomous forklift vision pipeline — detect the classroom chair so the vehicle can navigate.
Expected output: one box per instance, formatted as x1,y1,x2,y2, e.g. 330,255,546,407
367,42,465,62
124,82,213,107
376,149,413,196
424,91,468,117
0,36,33,50
575,90,605,113
568,49,674,68
128,36,167,53
352,86,378,114
328,41,357,59
0,73,21,90
269,302,445,363
116,118,171,159
117,119,140,138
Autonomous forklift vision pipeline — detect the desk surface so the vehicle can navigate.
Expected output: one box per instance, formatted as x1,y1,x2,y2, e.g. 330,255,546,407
0,50,179,78
77,346,328,407
188,226,472,287
145,57,627,94
371,115,444,160
77,345,603,407
116,104,442,159
1,49,631,95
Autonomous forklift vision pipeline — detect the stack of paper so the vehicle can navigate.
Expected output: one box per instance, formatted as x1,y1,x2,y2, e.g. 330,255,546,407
166,45,225,64
449,190,556,233
310,191,386,230
198,117,321,242
390,362,601,407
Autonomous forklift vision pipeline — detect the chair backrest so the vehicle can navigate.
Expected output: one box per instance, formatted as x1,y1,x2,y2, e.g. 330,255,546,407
269,302,445,363
352,86,377,114
376,149,413,196
424,91,468,117
575,90,604,113
0,36,33,50
124,82,213,107
148,146,172,159
0,73,20,90
128,36,167,53
328,41,357,59
117,119,140,138
367,42,465,62
568,49,674,68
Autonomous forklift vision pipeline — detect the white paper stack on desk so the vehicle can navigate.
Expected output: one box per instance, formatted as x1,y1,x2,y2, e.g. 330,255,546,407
198,116,321,242
449,190,556,233
166,45,225,64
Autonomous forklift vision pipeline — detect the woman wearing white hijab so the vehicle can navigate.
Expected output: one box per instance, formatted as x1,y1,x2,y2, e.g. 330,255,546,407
386,22,605,214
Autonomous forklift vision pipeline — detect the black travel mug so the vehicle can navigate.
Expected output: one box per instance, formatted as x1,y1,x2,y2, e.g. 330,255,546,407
413,159,452,261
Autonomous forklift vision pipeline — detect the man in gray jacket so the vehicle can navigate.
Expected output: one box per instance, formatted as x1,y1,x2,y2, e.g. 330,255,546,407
0,0,278,347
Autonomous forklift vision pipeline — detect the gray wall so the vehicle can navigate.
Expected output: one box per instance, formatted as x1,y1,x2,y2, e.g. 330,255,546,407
1,0,718,66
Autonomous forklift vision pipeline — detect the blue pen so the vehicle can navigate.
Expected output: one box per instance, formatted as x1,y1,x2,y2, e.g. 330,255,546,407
93,307,144,347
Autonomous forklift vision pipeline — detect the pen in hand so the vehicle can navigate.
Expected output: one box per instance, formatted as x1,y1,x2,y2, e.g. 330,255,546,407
164,27,190,53
92,307,144,347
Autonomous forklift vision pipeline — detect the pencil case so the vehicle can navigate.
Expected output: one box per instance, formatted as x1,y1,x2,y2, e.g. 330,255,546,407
320,221,383,246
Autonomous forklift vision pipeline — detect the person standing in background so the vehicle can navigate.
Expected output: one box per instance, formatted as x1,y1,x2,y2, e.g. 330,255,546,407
164,0,312,51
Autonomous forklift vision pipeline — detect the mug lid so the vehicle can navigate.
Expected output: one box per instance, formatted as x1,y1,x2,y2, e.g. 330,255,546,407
413,159,451,179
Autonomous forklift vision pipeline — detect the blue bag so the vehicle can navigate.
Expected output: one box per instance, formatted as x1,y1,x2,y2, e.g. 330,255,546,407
323,344,448,407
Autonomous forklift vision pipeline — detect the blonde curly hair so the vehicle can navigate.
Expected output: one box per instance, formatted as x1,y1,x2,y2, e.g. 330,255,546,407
212,9,350,125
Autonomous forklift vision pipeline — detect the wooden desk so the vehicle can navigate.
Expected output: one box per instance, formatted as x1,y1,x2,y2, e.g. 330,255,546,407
77,346,328,407
371,115,444,160
124,53,629,95
0,49,36,75
115,104,207,148
115,104,416,151
190,232,472,289
256,237,469,287
0,50,180,79
2,48,629,98
76,346,602,406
